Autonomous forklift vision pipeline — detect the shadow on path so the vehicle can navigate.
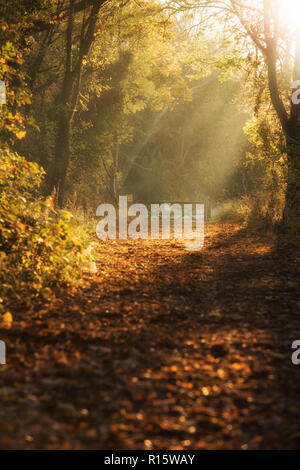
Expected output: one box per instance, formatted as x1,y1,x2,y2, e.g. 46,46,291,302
0,223,299,449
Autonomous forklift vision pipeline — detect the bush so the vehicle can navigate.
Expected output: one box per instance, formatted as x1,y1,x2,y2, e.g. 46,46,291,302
0,148,89,310
240,118,286,231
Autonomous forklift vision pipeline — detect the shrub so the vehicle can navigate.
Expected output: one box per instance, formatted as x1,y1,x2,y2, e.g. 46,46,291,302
0,148,89,310
233,117,287,231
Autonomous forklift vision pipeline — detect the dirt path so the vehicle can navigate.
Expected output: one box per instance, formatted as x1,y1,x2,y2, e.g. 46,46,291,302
0,223,299,449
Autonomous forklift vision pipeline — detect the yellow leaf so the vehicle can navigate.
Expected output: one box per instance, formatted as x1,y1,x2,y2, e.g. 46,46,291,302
2,312,13,324
16,130,26,140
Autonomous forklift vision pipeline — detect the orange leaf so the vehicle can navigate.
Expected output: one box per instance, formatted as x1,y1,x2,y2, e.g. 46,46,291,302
16,130,26,140
46,198,55,211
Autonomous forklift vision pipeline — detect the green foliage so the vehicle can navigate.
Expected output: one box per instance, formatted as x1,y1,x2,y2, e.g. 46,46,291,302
0,1,51,143
67,0,193,205
126,78,248,203
241,117,287,229
0,41,31,142
0,148,88,309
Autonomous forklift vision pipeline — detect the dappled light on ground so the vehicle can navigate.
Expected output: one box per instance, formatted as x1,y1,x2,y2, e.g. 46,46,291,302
0,223,299,449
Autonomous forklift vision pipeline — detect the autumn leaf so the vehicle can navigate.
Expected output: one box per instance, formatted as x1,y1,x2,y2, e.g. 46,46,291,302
46,198,55,211
2,311,13,326
15,130,26,139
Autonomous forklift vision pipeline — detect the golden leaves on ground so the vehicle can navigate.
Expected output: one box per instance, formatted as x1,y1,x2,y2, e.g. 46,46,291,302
1,311,13,328
0,223,299,449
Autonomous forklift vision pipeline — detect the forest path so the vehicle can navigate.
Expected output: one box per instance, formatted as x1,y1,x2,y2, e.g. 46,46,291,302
0,223,300,449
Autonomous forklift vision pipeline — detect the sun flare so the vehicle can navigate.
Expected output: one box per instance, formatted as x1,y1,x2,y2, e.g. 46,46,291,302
280,0,300,29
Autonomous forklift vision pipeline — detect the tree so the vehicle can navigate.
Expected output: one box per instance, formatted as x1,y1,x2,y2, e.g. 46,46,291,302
230,0,300,232
0,0,51,144
68,0,192,205
45,0,109,205
168,0,300,233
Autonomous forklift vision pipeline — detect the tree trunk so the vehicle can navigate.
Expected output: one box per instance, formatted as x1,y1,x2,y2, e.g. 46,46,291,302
48,111,71,206
46,0,104,206
46,0,74,205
